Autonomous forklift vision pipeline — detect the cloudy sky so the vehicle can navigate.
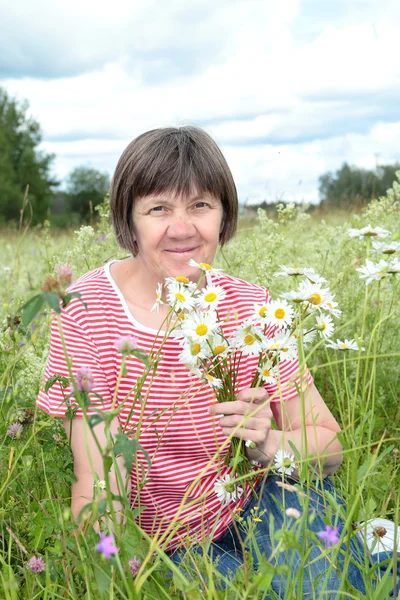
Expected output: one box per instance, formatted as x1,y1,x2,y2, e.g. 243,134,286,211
1,0,400,205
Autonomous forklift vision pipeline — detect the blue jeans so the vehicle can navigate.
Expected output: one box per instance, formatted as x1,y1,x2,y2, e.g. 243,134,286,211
169,475,400,598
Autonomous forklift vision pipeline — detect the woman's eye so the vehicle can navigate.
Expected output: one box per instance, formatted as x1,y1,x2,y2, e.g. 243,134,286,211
194,202,210,209
149,206,165,213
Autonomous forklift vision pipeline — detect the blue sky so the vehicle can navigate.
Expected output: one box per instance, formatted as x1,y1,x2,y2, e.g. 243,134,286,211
1,0,399,205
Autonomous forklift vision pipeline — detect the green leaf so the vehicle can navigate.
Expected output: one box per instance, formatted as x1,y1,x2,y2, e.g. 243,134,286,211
44,373,70,393
21,294,44,326
113,432,151,472
42,291,62,313
88,414,105,429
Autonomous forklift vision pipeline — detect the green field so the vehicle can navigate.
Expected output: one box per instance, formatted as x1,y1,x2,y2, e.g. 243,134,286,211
0,181,399,599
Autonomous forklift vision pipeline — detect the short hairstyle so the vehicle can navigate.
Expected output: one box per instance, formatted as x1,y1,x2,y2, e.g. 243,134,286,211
110,126,238,255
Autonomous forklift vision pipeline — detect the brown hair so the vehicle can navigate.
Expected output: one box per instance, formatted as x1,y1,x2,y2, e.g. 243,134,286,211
110,126,238,255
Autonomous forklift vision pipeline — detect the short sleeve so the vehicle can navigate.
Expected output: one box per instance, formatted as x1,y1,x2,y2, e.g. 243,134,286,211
36,310,114,418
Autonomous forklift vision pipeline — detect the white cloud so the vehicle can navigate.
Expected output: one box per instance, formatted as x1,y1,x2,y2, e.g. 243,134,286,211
1,0,400,206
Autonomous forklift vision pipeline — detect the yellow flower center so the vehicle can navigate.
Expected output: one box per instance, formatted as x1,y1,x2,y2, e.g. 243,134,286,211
321,322,326,330
175,275,190,283
244,334,255,345
282,347,289,352
204,292,217,303
263,368,270,377
259,306,267,317
213,344,226,354
274,308,285,319
384,249,395,254
199,262,212,270
191,343,201,355
341,343,348,349
309,293,322,305
175,292,186,302
196,324,208,336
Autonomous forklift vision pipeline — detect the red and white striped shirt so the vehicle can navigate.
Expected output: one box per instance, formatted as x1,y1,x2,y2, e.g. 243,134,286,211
36,261,313,550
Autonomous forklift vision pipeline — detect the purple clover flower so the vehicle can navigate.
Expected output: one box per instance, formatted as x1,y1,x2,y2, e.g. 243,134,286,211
317,525,340,547
7,423,23,439
128,556,141,576
114,335,138,355
75,367,95,392
27,556,46,573
96,533,119,559
57,265,73,287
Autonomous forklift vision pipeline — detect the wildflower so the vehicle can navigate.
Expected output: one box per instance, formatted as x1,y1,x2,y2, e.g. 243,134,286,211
274,266,313,277
235,324,264,355
179,340,209,367
265,299,294,328
188,259,223,276
150,282,163,313
387,258,400,274
372,240,400,254
326,338,364,351
181,311,219,342
315,314,335,338
94,480,106,490
257,360,278,384
27,556,46,573
41,275,60,293
286,507,301,519
57,265,73,287
209,332,230,358
195,284,226,310
7,423,23,439
281,289,307,303
317,525,340,547
75,366,95,392
298,281,334,310
96,532,119,559
274,449,296,476
252,303,271,323
264,332,298,361
114,335,138,355
356,259,390,285
245,439,257,449
214,473,243,503
128,556,141,576
166,282,196,311
348,224,390,239
252,517,262,523
192,368,223,389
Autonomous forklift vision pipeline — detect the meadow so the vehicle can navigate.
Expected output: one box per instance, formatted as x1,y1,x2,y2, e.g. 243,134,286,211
0,177,399,599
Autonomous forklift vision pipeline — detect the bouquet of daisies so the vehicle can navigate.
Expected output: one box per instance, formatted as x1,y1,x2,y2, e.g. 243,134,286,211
152,260,361,486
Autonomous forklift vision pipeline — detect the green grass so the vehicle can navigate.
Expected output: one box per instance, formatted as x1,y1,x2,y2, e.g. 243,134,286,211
0,185,400,598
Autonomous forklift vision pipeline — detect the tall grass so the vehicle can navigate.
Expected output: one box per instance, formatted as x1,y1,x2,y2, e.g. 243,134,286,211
0,180,399,598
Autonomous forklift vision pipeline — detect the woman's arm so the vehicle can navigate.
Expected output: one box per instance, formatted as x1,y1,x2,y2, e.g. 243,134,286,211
63,417,131,530
265,383,343,477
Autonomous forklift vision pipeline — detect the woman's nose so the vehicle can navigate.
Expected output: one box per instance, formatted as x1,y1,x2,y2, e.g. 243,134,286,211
167,214,196,237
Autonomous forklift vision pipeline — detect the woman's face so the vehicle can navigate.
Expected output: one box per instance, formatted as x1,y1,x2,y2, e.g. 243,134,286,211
132,189,224,284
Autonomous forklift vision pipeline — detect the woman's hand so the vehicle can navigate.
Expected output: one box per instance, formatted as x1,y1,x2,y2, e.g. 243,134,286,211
209,387,273,464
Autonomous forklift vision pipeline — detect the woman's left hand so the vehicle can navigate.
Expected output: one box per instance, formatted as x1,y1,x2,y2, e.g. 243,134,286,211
209,387,273,463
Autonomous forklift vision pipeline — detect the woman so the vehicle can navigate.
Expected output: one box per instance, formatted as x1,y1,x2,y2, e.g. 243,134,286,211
37,126,399,597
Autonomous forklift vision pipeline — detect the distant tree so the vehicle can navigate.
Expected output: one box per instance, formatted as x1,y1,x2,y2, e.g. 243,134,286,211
65,166,110,222
0,87,57,223
319,162,400,209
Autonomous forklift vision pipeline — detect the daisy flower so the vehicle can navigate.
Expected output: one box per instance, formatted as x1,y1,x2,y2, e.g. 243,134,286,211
281,289,308,303
214,473,243,503
265,299,294,328
245,439,257,449
348,224,391,239
323,300,342,319
209,332,231,358
326,338,364,351
252,303,271,323
274,266,312,277
264,332,298,361
150,282,163,313
356,259,390,285
372,241,400,254
188,259,223,276
257,360,278,384
274,449,296,476
166,282,196,310
315,314,335,338
298,281,334,310
195,284,226,310
387,258,400,274
181,311,219,342
235,324,264,355
179,339,210,367
301,328,318,348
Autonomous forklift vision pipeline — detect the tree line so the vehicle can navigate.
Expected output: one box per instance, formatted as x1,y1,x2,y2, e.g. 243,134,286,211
0,86,399,226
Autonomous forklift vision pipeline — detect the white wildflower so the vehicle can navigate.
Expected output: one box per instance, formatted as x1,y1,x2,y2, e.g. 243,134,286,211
150,282,163,313
188,259,223,276
257,360,278,384
286,507,301,519
245,439,257,449
274,449,296,476
214,473,243,503
195,285,226,310
356,259,390,285
315,314,335,338
265,299,294,328
235,324,264,355
372,241,400,255
326,338,364,351
264,332,298,361
181,311,219,342
166,282,196,310
348,224,391,239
